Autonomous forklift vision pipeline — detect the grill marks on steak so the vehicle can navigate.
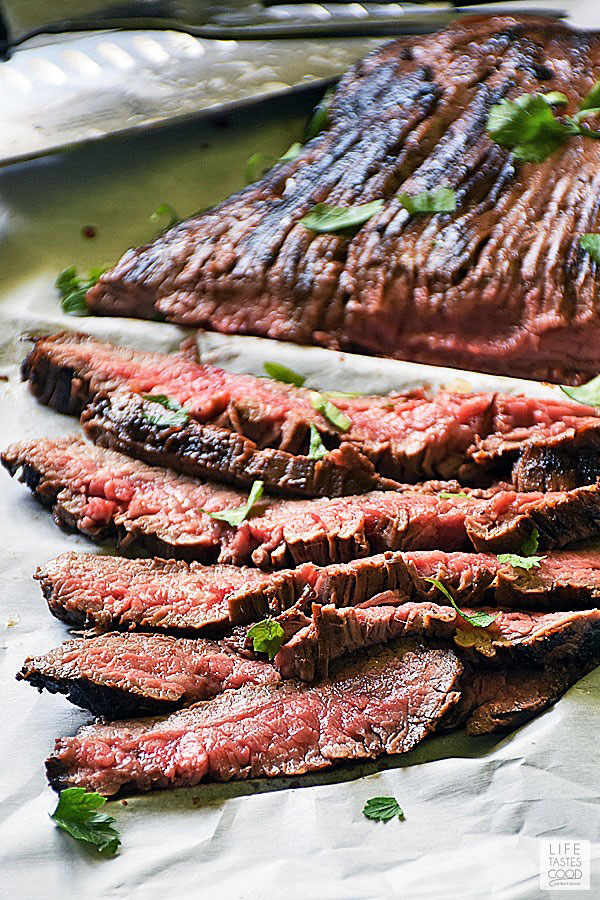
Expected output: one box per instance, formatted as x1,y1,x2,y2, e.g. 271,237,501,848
6,437,600,567
84,18,600,385
18,632,280,718
23,332,600,491
45,641,463,795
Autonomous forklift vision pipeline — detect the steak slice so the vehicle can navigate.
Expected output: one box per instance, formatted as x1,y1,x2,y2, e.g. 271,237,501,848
24,332,600,491
34,553,295,633
274,603,600,680
84,18,600,386
45,641,463,795
18,631,280,718
5,437,600,566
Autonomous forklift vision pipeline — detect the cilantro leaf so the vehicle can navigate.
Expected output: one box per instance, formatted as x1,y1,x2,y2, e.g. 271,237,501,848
424,577,498,628
398,187,456,214
306,86,335,139
247,618,285,659
579,80,600,112
140,394,189,427
438,490,469,499
203,480,264,527
310,391,351,432
300,200,384,234
150,203,180,230
245,143,303,184
496,552,546,571
362,797,404,823
56,266,106,316
579,234,600,264
560,371,600,406
308,424,328,460
486,94,569,162
50,788,120,855
263,361,306,387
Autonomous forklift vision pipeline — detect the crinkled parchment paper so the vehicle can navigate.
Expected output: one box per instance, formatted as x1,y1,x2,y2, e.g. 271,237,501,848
0,87,598,900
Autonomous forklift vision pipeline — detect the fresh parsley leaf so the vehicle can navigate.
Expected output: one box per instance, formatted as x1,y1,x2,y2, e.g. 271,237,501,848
362,797,404,823
398,187,456,214
520,526,540,556
424,577,498,628
486,93,569,162
245,143,303,184
150,203,180,229
579,234,600,264
308,424,328,460
55,266,105,316
50,788,120,855
203,480,264,527
140,394,189,427
439,491,469,499
560,371,600,406
310,391,351,432
579,80,600,112
247,618,285,659
306,86,335,138
300,200,384,234
263,361,306,387
496,552,545,571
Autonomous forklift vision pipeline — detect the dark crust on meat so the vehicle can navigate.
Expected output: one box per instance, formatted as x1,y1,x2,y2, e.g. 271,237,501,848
81,391,392,498
85,17,600,386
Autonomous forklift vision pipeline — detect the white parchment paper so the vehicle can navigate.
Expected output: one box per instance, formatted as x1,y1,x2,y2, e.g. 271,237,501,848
0,84,598,900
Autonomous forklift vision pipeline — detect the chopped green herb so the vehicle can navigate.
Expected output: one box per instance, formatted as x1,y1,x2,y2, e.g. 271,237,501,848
398,187,456,214
279,141,303,162
140,394,189,427
55,266,105,316
560,371,600,406
203,480,264,527
310,391,351,432
322,389,365,399
579,234,600,264
245,142,303,183
424,577,498,628
263,361,306,387
496,552,545,571
438,491,469,499
520,526,540,556
150,203,180,229
542,91,568,107
579,80,600,113
50,788,120,855
300,200,384,234
308,424,328,460
306,86,335,139
362,797,404,823
486,93,570,162
247,618,285,659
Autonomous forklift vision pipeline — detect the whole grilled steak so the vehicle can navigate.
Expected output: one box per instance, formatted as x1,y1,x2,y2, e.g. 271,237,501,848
18,631,280,718
275,603,600,680
24,332,600,491
85,17,600,385
5,437,600,565
45,641,463,795
38,550,600,636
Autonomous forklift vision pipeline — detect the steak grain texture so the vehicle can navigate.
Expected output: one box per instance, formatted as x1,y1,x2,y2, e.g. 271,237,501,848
18,631,280,718
46,641,462,795
85,17,600,385
24,332,600,491
5,437,600,567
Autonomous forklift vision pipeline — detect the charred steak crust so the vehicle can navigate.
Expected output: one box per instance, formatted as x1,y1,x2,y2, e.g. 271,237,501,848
22,332,600,493
44,641,463,795
84,17,600,385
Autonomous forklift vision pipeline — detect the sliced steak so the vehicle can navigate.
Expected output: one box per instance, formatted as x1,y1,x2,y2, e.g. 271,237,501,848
18,631,280,718
24,332,600,491
275,602,600,680
84,18,600,386
5,437,600,566
34,553,296,633
45,641,463,795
